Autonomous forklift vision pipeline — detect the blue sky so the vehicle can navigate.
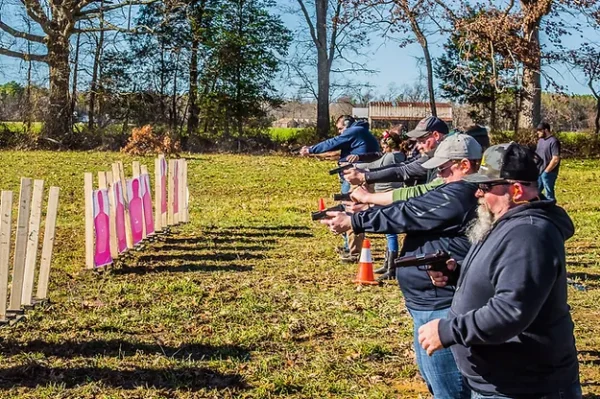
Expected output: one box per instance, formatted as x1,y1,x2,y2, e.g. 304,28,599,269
1,4,598,98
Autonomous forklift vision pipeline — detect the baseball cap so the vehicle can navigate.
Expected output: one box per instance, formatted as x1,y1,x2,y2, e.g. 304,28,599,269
422,134,482,169
463,142,541,183
407,116,449,138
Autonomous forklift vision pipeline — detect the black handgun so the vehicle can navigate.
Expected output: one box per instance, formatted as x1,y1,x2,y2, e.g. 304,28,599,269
311,204,345,221
329,163,355,175
394,250,451,272
333,193,352,201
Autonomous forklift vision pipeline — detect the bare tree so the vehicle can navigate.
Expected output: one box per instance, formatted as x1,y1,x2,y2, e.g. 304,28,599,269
290,0,373,138
568,44,600,134
0,0,155,145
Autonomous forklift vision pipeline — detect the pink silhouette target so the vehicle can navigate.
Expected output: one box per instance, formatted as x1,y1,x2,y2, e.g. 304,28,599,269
160,157,167,214
127,177,144,245
93,189,112,267
114,180,127,253
141,173,155,235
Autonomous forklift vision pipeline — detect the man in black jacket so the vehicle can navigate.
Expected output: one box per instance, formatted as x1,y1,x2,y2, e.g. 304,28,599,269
418,143,581,399
322,134,482,399
343,116,449,186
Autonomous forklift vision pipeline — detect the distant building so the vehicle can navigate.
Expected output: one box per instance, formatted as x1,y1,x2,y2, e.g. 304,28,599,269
356,102,453,129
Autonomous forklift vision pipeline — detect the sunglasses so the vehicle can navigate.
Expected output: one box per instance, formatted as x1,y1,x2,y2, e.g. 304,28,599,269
436,161,458,173
478,181,531,193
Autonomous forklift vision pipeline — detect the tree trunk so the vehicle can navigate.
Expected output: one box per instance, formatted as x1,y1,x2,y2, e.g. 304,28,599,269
406,4,436,117
89,3,105,129
71,30,81,119
315,0,330,139
519,3,544,129
490,92,496,133
595,97,600,135
171,53,179,131
186,37,199,146
43,35,72,146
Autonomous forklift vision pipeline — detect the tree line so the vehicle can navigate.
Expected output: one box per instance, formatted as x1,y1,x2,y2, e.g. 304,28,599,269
2,0,600,149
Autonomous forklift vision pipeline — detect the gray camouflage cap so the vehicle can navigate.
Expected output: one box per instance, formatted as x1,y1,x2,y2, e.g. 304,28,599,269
463,142,540,183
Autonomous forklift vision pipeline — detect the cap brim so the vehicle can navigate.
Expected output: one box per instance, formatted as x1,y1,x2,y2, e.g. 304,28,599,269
407,129,429,138
462,173,506,184
421,157,449,169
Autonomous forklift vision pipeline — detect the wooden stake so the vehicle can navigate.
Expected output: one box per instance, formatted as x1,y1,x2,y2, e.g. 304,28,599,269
84,173,94,270
8,178,32,312
154,157,162,232
117,162,134,249
177,159,185,225
106,173,118,260
35,187,59,302
0,191,13,322
167,159,175,226
182,160,189,223
21,179,44,307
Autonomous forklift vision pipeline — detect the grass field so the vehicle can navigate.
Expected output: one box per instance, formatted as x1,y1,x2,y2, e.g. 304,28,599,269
0,151,598,398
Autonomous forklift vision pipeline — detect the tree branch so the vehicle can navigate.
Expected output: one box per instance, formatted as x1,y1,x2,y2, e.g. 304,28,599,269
327,0,342,71
295,0,319,48
21,0,50,28
0,20,46,43
75,0,158,18
0,45,47,62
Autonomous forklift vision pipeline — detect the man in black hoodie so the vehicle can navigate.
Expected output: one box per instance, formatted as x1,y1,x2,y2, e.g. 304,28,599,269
418,143,581,398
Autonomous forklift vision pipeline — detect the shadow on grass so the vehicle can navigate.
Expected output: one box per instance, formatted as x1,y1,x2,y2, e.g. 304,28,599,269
0,340,251,361
568,271,600,282
137,252,265,263
167,237,278,245
580,350,600,366
157,244,272,252
112,263,253,275
0,364,247,390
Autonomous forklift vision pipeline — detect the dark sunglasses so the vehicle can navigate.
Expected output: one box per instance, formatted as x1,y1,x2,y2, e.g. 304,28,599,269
478,181,530,193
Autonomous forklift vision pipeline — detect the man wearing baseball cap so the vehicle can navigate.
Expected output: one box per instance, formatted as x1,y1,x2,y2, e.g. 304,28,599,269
343,116,449,186
419,143,581,398
321,134,483,398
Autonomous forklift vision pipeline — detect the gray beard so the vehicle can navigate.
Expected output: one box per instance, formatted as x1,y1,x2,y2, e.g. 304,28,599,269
466,202,495,244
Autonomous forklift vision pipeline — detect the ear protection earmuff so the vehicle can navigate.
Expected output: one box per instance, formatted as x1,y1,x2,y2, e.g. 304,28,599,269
342,116,355,128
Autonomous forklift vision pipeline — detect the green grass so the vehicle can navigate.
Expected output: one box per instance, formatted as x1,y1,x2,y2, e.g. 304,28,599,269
0,151,597,398
0,121,43,134
268,127,303,142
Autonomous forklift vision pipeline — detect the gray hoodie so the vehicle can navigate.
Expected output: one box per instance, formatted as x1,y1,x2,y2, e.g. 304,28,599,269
438,199,578,396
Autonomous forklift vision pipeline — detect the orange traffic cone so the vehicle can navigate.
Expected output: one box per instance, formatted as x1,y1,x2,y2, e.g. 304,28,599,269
354,239,379,285
318,198,326,211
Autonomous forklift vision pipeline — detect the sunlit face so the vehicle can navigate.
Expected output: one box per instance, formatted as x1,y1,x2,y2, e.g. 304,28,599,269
537,129,547,139
437,159,469,183
416,131,442,153
336,120,346,135
476,184,512,218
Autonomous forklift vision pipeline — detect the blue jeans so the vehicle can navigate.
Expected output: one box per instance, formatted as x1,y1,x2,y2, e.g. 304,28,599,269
386,234,398,252
408,308,470,399
471,381,582,399
538,171,558,201
341,179,351,251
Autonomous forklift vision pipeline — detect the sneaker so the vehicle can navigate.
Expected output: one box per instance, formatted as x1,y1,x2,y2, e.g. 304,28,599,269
339,253,359,263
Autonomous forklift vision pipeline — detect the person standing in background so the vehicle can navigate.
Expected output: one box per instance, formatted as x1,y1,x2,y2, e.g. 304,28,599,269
535,122,561,201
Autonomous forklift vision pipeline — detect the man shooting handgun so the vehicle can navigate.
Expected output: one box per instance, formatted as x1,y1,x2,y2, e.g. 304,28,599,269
300,115,379,262
320,134,483,399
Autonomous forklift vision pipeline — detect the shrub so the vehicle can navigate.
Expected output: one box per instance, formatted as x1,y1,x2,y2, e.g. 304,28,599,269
121,125,180,156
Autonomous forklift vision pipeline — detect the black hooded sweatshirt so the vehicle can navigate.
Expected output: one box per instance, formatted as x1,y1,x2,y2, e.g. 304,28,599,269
438,199,579,396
